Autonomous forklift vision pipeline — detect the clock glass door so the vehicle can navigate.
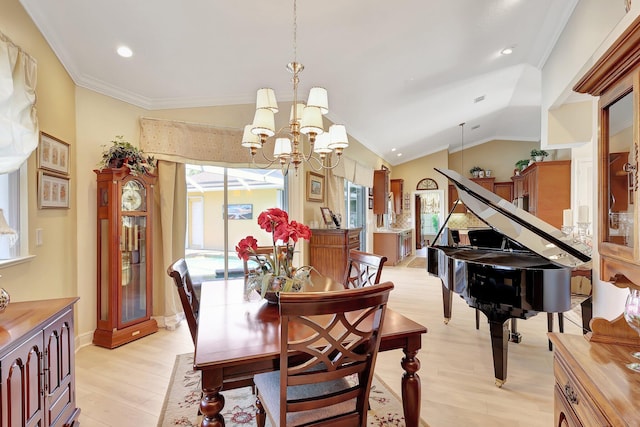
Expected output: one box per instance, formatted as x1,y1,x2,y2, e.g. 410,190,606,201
120,215,148,325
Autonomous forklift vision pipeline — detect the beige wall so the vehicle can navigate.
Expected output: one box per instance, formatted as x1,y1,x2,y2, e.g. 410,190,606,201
0,0,77,304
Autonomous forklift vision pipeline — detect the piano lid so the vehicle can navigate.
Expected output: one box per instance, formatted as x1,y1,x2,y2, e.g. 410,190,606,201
435,168,591,268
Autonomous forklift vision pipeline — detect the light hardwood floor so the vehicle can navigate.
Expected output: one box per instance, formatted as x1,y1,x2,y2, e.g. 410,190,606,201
75,254,583,426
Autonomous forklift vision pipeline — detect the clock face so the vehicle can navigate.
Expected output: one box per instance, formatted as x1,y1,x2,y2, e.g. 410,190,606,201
416,178,438,190
122,181,144,211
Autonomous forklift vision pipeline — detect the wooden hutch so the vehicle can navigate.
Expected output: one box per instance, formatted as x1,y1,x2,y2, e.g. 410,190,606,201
548,13,640,426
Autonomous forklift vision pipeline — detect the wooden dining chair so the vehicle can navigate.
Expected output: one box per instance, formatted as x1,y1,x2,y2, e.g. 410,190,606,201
167,258,200,344
343,249,388,289
254,281,394,427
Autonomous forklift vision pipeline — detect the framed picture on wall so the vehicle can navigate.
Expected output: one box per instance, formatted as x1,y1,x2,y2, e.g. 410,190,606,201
38,132,70,175
38,170,70,209
306,171,325,202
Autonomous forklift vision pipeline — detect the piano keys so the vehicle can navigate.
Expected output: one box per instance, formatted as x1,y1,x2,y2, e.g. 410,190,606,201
427,168,592,387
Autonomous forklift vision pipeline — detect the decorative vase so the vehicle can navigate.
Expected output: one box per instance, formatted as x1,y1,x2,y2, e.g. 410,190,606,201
0,288,10,313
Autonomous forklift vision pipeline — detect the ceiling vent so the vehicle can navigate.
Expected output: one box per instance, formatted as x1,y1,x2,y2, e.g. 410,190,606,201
474,95,485,103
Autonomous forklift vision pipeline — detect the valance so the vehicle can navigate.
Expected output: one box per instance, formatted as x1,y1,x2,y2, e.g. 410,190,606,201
0,32,38,174
331,156,373,187
139,117,249,165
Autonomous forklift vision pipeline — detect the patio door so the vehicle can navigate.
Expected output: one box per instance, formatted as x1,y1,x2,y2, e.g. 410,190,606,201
184,165,286,282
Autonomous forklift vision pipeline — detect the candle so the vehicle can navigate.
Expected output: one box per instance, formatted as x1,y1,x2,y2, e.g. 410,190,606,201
563,209,572,227
578,205,589,223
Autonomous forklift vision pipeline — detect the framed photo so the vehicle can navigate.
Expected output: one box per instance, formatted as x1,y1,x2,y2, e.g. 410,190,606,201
368,187,373,197
38,132,70,175
368,198,373,210
306,171,325,202
320,207,334,226
38,171,70,209
226,203,253,220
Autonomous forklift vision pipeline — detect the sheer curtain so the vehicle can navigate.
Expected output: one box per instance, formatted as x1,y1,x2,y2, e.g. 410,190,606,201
0,31,38,174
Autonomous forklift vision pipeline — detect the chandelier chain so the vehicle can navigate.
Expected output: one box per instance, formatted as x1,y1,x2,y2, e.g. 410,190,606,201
292,0,297,64
459,122,465,175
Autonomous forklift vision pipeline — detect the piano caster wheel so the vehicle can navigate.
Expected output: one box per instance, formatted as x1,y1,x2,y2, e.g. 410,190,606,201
495,378,505,388
509,332,522,343
444,318,450,325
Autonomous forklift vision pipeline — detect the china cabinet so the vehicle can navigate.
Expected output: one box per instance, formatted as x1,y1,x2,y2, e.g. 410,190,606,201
93,167,158,348
552,13,640,427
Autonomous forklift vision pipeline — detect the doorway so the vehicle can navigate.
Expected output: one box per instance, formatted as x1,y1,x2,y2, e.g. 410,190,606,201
412,190,445,249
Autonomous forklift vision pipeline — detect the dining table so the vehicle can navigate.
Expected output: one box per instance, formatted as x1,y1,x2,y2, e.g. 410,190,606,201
193,274,428,427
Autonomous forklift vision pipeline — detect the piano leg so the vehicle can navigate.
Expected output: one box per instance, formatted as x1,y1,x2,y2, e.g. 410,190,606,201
509,319,522,343
489,318,509,387
442,282,453,324
581,296,593,333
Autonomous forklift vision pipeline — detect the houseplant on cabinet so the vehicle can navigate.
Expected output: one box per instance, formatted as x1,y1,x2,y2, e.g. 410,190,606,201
97,135,156,176
530,149,549,162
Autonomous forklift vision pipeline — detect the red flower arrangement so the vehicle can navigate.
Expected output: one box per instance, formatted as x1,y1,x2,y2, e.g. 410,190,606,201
236,208,314,300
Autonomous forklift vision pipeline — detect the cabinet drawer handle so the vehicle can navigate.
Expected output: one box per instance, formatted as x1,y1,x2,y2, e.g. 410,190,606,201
564,383,579,405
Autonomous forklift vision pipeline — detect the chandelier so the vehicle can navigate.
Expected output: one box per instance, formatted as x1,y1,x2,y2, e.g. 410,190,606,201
241,0,348,176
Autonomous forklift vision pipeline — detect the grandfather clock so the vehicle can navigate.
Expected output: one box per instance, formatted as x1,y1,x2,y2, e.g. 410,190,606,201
93,167,157,348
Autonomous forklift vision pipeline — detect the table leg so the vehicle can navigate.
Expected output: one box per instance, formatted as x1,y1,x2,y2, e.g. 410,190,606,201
401,348,421,427
200,370,225,427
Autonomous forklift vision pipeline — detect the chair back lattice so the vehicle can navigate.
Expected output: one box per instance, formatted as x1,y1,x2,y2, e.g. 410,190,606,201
343,250,388,289
276,282,393,426
167,258,199,344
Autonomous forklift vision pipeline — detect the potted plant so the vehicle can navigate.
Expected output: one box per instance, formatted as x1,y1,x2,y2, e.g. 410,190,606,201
469,166,483,178
515,159,530,174
97,135,156,176
530,149,549,162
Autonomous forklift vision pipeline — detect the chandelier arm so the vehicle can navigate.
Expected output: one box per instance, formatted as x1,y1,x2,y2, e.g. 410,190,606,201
304,153,344,171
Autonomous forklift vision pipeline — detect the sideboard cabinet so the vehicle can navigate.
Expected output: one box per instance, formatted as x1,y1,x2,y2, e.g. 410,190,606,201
309,228,361,284
0,298,80,427
549,333,640,426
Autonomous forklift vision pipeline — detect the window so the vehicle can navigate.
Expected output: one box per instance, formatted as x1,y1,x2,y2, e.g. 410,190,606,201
0,164,29,265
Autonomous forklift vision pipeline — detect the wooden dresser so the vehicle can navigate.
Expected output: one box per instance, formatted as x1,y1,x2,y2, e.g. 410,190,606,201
309,228,361,284
0,298,80,427
549,333,640,426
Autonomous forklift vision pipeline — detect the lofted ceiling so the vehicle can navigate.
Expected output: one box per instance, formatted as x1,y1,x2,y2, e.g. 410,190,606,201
20,0,580,166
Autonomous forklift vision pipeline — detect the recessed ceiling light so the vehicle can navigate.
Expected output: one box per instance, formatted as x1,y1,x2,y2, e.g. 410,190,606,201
396,153,403,157
117,46,133,58
391,148,397,152
500,47,513,55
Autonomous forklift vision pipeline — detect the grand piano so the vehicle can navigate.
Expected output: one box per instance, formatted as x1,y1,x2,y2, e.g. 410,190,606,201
427,168,592,386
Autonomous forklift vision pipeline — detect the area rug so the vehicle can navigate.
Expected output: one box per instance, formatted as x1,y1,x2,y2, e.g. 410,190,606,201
406,257,426,269
158,353,424,427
